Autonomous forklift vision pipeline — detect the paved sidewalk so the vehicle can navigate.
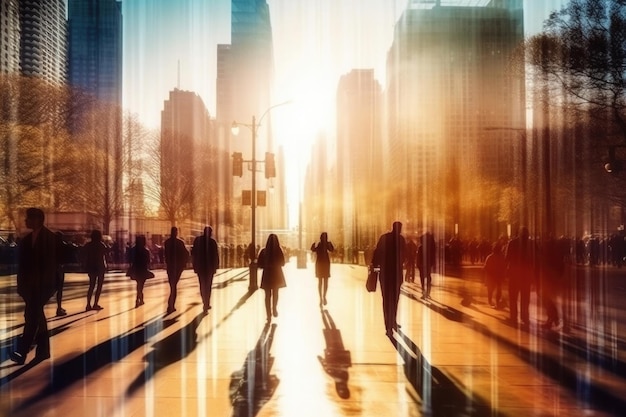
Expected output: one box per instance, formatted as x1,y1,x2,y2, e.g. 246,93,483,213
0,261,624,416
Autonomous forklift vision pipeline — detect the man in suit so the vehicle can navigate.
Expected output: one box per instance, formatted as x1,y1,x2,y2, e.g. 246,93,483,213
10,208,61,364
373,221,406,338
192,226,219,314
164,226,189,314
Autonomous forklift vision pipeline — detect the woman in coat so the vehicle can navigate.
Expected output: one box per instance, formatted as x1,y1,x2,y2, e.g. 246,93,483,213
83,229,108,311
127,235,153,308
311,232,334,306
257,234,286,322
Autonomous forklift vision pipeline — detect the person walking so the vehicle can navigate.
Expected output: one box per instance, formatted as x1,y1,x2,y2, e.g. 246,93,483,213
483,240,506,308
404,238,417,283
127,235,153,308
417,230,436,299
192,226,219,314
10,208,61,364
164,226,189,314
505,226,537,327
84,229,108,311
372,221,406,338
311,232,335,306
258,234,286,322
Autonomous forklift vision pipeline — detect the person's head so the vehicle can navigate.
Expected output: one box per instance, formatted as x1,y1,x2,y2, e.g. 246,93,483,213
25,207,45,230
136,235,147,247
392,221,402,234
90,229,103,242
170,226,178,238
204,226,212,238
320,232,328,242
266,233,280,249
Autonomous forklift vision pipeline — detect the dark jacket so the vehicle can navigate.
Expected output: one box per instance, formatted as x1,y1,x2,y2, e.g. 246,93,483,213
17,226,60,301
192,236,219,276
164,237,189,275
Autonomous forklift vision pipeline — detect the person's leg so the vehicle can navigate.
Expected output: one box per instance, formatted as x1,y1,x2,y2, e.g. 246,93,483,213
487,282,494,305
322,278,328,305
86,273,96,310
206,273,214,309
197,274,207,310
264,289,272,321
34,302,50,357
419,268,426,296
14,299,38,360
136,279,145,306
94,271,105,308
426,271,432,297
167,272,177,312
272,289,279,316
318,278,323,306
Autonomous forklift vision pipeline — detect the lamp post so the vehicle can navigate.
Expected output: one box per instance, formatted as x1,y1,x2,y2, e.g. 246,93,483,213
232,101,291,291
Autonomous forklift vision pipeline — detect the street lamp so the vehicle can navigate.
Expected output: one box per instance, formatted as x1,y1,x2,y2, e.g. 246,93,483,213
231,101,291,291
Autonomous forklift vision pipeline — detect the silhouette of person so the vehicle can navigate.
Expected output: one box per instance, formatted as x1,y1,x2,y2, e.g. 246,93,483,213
483,240,506,308
10,208,61,364
164,226,190,314
127,235,152,308
417,230,436,299
192,226,219,314
55,231,70,316
311,232,335,306
83,229,108,311
258,234,286,322
372,221,406,337
539,235,565,329
404,238,417,283
505,226,537,326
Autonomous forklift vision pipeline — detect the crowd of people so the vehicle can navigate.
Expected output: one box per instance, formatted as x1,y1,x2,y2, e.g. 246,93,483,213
7,206,626,365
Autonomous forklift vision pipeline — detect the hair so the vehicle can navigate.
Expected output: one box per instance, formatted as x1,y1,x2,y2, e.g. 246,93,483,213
266,233,280,250
170,226,178,236
320,232,328,242
26,207,45,222
392,221,402,233
136,235,147,247
90,229,103,242
204,226,213,237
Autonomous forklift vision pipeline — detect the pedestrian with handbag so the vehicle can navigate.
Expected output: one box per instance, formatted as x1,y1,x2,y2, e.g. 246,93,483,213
127,235,154,308
311,232,335,307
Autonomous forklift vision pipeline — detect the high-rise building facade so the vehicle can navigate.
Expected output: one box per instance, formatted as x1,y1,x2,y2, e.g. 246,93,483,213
385,0,524,237
68,0,122,104
218,0,283,241
18,0,67,84
161,89,220,227
0,0,20,75
335,69,384,249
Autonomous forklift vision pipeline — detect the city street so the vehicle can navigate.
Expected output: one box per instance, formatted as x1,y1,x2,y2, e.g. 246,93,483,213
1,260,625,416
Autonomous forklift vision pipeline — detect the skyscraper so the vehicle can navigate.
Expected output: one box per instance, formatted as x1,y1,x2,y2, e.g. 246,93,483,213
18,0,67,84
385,0,525,234
68,0,122,105
336,69,383,249
0,0,20,75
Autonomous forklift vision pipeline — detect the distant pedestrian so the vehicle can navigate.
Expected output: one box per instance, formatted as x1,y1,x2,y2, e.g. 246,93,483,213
505,226,537,327
10,208,61,364
483,241,506,308
372,221,406,338
539,236,565,330
258,234,286,322
311,232,335,306
164,226,189,314
417,230,436,299
192,226,219,314
127,235,153,308
83,229,108,311
404,238,417,283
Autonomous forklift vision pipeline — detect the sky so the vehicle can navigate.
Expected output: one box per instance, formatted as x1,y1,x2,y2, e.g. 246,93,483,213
122,0,568,227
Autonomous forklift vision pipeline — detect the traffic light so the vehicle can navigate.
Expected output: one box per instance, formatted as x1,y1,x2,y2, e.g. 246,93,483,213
265,152,276,178
242,190,251,206
257,190,266,207
232,152,243,177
